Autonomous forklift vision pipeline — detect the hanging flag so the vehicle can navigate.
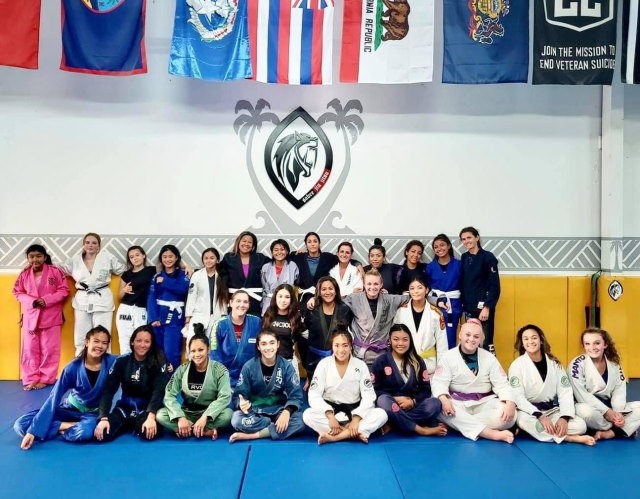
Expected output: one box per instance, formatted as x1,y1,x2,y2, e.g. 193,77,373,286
622,0,640,84
340,0,433,84
533,0,616,85
61,0,147,76
247,0,334,84
442,0,529,84
169,0,252,81
0,0,42,69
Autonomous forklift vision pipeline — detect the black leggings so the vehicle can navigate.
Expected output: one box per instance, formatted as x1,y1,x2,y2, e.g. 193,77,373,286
100,408,161,442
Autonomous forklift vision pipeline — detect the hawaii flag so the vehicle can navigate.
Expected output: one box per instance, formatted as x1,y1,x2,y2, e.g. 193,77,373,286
623,0,640,84
340,0,433,83
0,0,42,69
248,0,334,84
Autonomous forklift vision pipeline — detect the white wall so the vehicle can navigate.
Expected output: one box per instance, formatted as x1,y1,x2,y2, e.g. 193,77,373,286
0,1,612,248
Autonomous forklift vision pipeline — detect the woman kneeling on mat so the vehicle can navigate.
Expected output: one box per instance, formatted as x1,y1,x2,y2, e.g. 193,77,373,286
229,330,305,443
509,325,594,445
94,326,169,442
371,324,447,437
14,326,115,450
303,331,388,444
157,330,232,439
432,319,516,443
568,328,640,440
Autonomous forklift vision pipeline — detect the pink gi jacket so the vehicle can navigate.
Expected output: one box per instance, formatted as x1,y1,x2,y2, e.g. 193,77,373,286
13,264,69,332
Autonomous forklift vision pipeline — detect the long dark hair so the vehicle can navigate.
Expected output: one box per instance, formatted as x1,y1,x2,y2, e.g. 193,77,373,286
581,327,621,365
158,245,181,272
125,245,147,270
201,247,229,310
129,325,167,370
25,244,53,265
432,234,455,258
263,284,302,334
389,324,422,377
314,276,343,308
514,324,561,365
403,240,424,261
77,325,111,361
232,231,258,255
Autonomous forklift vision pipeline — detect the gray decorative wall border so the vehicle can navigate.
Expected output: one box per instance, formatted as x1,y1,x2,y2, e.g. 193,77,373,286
0,234,612,272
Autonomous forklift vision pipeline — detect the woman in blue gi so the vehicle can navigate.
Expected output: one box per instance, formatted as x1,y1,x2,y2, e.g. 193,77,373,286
459,227,500,352
260,239,299,315
364,239,400,295
147,244,190,369
94,326,169,442
262,284,302,376
14,326,116,450
396,240,427,294
157,333,233,439
210,290,262,386
425,234,462,348
222,231,269,316
229,330,305,442
372,324,447,437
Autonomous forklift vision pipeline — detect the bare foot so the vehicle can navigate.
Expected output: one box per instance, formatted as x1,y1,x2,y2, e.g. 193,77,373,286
415,423,448,437
381,424,393,435
594,429,616,441
203,429,218,440
318,428,350,445
565,434,596,446
358,434,369,444
303,379,309,391
480,428,514,443
33,383,47,390
229,431,260,443
23,384,35,391
58,422,75,434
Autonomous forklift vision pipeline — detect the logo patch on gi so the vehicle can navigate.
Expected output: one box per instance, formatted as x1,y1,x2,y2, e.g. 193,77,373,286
510,376,520,387
439,316,445,329
384,366,393,376
391,402,401,413
560,376,570,387
434,366,444,377
237,373,244,386
363,378,373,389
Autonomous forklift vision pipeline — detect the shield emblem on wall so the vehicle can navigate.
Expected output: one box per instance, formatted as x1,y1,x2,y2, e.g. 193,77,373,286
543,0,614,32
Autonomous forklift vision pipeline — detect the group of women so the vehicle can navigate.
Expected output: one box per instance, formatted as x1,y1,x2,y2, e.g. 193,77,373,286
11,228,640,449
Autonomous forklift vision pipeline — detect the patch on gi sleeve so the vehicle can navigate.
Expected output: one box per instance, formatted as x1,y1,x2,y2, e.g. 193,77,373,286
510,376,520,388
422,370,430,382
384,366,393,376
560,376,570,387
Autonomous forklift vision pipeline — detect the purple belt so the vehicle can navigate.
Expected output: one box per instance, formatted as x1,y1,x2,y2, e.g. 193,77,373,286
450,391,493,402
353,337,388,353
533,400,557,411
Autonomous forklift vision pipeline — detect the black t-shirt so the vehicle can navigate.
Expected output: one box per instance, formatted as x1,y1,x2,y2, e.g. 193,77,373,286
533,357,548,382
412,306,424,331
460,346,478,375
187,362,206,394
269,314,294,359
207,274,216,314
85,367,100,387
120,266,156,307
261,361,275,384
367,297,378,319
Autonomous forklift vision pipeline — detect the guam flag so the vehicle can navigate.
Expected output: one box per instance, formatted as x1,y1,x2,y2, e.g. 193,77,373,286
442,0,529,84
169,0,252,80
0,0,42,69
61,0,147,75
622,0,640,84
340,0,434,83
248,0,334,84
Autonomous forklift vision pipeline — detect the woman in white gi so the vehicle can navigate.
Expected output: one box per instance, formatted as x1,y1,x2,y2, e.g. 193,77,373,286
260,239,299,314
303,330,388,444
58,233,126,355
509,324,594,445
156,333,232,439
432,319,516,443
394,276,448,375
116,246,156,355
184,248,229,348
329,241,363,297
568,327,640,440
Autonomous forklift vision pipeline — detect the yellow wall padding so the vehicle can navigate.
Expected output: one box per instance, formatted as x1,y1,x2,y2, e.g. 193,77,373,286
567,276,593,368
597,276,634,377
0,275,21,380
494,276,516,370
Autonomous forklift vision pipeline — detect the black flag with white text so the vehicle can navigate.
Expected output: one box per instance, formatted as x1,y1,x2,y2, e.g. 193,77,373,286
622,0,640,83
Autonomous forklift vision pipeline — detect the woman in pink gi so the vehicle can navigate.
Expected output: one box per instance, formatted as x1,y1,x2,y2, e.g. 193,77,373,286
13,244,70,390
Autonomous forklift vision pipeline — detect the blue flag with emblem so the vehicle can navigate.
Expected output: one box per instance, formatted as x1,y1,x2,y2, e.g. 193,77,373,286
442,0,529,84
169,0,252,81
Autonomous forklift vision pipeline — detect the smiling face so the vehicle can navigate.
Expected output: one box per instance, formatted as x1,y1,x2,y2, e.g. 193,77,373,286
364,275,382,299
521,328,542,357
85,332,110,361
332,333,352,362
405,244,423,266
369,249,384,268
238,235,254,255
27,251,46,272
132,331,153,360
275,288,291,314
202,250,218,271
458,323,483,354
271,243,288,263
337,244,352,264
390,330,411,357
582,332,607,362
306,235,320,255
83,236,100,255
319,280,336,304
433,239,451,260
460,232,479,252
230,292,250,318
257,334,279,363
408,280,428,302
189,338,209,369
128,248,146,269
161,250,177,271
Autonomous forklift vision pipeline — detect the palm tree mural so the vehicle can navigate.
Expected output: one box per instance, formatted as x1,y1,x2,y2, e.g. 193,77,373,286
233,99,279,145
609,238,623,272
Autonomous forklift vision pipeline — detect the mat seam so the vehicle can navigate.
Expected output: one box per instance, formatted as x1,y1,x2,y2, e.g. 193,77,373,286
383,443,407,499
513,441,572,499
236,445,252,499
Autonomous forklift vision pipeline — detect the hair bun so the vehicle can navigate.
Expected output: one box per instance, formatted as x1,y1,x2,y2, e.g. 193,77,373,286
193,323,205,335
373,238,382,245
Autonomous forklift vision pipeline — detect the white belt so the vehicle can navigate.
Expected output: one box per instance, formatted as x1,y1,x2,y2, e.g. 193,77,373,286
229,287,263,302
430,289,461,299
298,286,316,297
157,300,185,311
